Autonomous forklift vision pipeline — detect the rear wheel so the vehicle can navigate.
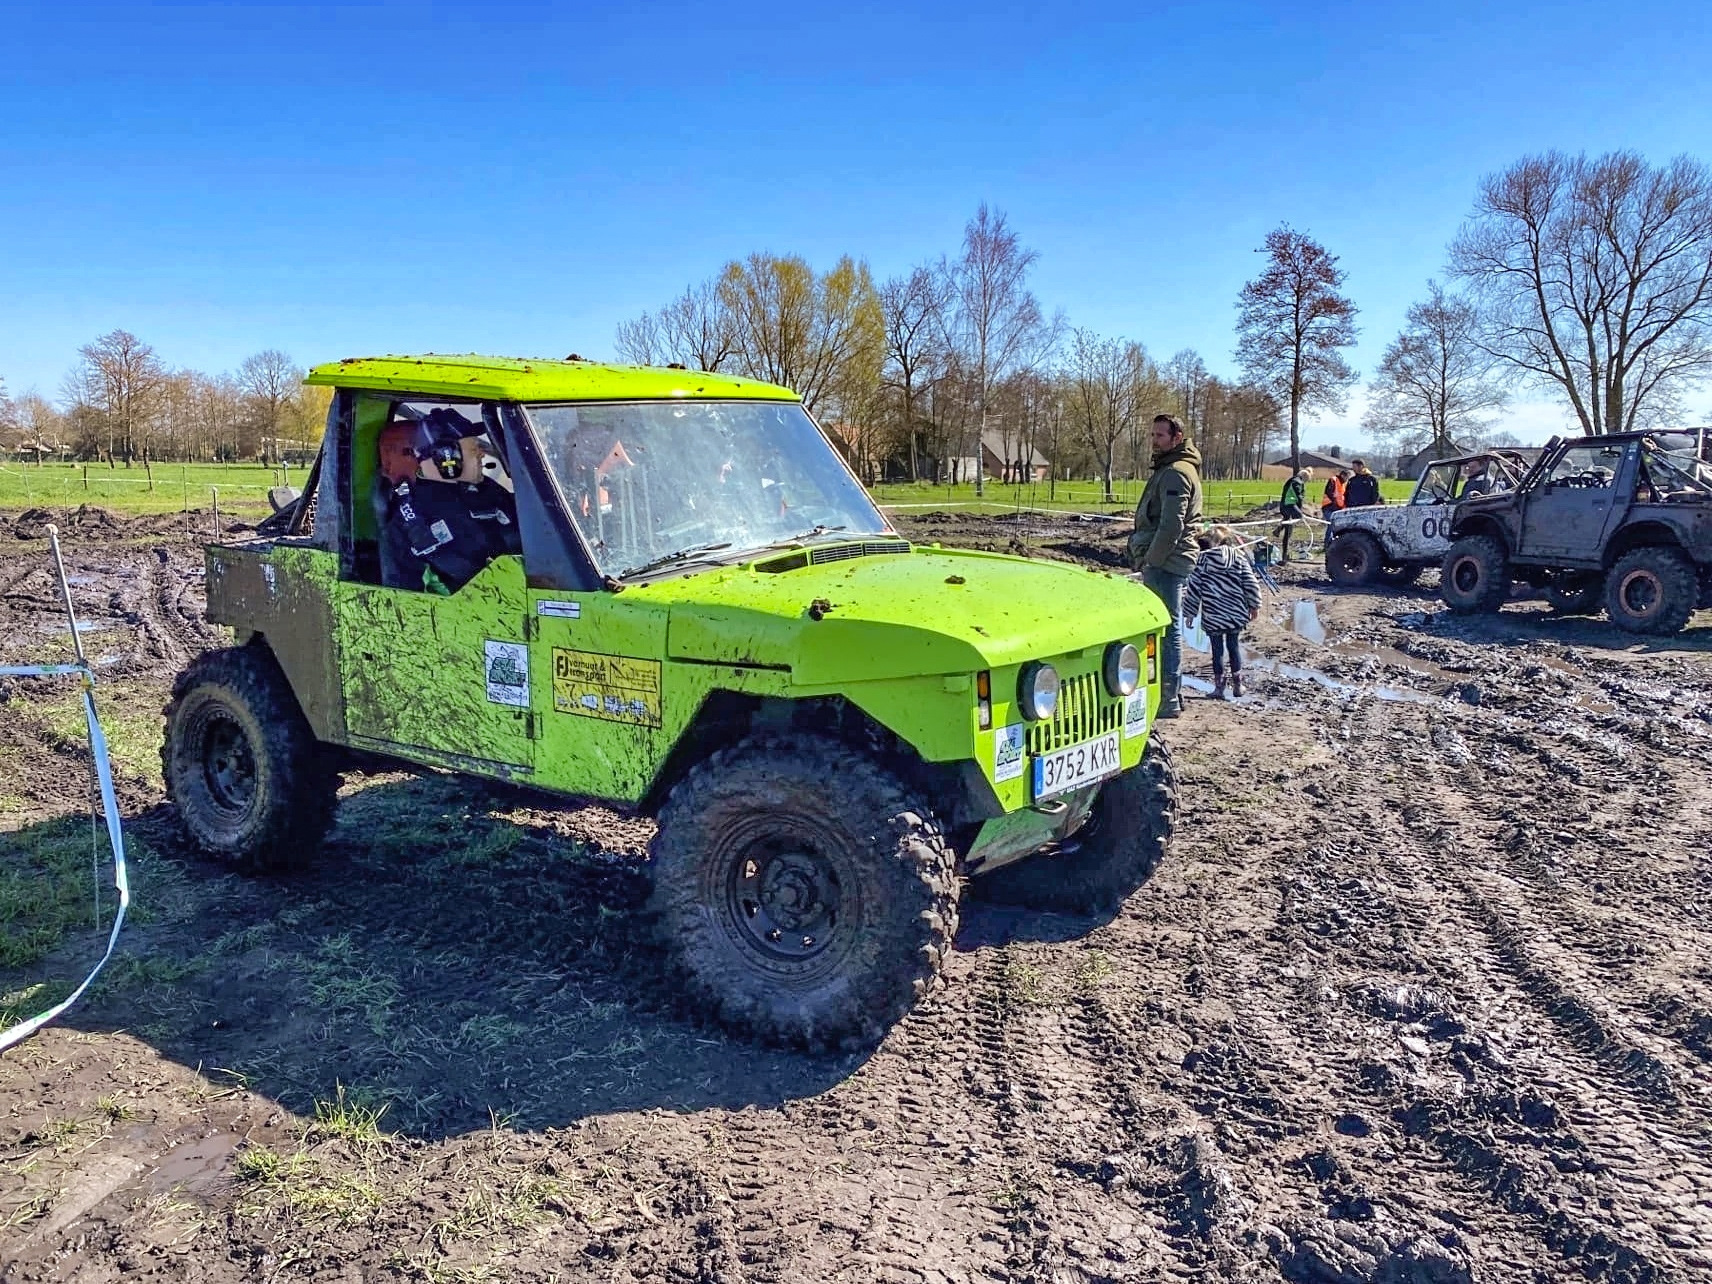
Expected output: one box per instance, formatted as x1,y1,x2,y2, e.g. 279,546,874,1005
1440,535,1510,614
648,734,958,1050
1543,573,1603,615
1605,546,1697,635
161,645,339,871
973,738,1177,915
1326,533,1382,586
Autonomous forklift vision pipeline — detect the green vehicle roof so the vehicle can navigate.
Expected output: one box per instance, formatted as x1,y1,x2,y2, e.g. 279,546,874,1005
304,354,800,404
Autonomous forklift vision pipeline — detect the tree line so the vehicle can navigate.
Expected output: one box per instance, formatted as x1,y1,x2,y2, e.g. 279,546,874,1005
0,334,329,466
5,148,1707,477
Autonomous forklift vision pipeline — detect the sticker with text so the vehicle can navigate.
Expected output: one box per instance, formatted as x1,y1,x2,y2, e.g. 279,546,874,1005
552,648,662,727
537,600,582,618
1123,691,1149,739
484,640,530,708
994,723,1026,782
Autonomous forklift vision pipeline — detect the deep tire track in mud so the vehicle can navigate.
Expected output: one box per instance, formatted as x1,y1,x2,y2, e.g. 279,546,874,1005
4,516,1712,1281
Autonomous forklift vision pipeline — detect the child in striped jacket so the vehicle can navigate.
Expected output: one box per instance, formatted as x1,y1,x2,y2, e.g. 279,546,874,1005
1182,526,1263,700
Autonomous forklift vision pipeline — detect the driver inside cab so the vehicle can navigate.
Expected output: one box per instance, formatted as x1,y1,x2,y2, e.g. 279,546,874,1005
376,409,522,593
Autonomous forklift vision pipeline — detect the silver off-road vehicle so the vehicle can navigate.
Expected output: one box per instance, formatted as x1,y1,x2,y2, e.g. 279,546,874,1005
1324,452,1526,588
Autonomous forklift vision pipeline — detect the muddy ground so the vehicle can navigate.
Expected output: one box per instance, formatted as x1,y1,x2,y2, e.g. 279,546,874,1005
2,505,1710,1282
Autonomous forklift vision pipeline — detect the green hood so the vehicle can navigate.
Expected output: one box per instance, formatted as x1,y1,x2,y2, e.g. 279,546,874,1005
634,545,1168,684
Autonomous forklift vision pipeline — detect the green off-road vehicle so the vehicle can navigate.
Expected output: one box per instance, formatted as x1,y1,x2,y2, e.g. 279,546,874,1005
163,355,1175,1048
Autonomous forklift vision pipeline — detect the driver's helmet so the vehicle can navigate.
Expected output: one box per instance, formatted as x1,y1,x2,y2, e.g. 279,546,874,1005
412,408,482,480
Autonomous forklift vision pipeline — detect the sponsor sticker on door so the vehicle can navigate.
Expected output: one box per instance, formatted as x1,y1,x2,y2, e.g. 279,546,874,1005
552,648,662,727
484,640,530,708
1123,691,1149,739
994,723,1025,782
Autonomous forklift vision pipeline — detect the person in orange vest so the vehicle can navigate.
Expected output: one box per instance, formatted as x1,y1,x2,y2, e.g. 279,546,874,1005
1321,469,1349,521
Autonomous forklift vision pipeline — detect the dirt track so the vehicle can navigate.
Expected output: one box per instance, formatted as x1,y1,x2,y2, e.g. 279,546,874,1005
2,507,1711,1282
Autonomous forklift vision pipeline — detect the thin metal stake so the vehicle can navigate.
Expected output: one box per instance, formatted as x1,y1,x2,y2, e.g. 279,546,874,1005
46,524,100,927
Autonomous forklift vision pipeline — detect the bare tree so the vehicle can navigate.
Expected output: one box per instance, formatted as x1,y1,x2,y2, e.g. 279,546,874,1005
65,329,166,463
1066,328,1147,502
1450,150,1712,434
946,204,1044,495
1363,282,1508,458
879,265,950,481
239,349,303,463
12,393,64,462
1235,226,1359,473
615,280,739,372
718,253,884,417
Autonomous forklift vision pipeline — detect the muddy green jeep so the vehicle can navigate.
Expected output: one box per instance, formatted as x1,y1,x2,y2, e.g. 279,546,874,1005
163,355,1175,1048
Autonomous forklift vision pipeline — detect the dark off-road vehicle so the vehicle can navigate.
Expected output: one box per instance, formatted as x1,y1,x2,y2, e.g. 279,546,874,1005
1439,428,1712,635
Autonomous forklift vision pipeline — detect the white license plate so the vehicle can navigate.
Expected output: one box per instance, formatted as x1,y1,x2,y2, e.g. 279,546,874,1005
1032,732,1122,801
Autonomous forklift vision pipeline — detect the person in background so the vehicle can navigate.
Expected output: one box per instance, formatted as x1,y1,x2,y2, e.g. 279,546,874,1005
1273,466,1314,563
1321,469,1349,521
1128,413,1204,720
1183,526,1262,700
1344,458,1384,507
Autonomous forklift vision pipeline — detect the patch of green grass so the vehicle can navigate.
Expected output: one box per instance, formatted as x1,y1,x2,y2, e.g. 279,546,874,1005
0,816,109,967
305,1084,391,1150
0,979,77,1032
300,934,402,1036
0,461,300,517
999,957,1053,1007
872,476,1413,517
36,691,165,790
233,1145,384,1227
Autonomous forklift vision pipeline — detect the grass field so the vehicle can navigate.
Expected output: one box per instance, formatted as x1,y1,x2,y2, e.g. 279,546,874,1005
869,476,1415,516
0,459,1412,520
0,461,306,516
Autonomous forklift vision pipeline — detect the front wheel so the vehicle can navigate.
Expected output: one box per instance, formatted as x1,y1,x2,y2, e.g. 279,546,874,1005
973,738,1177,915
1326,533,1382,586
1605,546,1697,635
161,645,340,871
1440,535,1510,614
647,734,959,1050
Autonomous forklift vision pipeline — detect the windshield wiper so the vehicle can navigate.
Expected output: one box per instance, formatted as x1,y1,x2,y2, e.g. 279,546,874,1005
615,542,733,580
770,525,853,546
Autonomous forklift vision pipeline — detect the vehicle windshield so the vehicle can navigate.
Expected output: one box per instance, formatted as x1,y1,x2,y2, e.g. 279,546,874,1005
1414,458,1514,504
524,400,891,578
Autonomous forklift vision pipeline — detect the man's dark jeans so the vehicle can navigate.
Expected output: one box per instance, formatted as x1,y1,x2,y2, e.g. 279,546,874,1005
1140,566,1186,700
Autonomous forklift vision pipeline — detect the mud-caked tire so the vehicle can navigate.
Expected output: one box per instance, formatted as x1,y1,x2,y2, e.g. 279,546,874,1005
973,738,1177,916
161,644,339,872
647,734,959,1050
1543,573,1603,615
1440,535,1510,614
1326,533,1382,587
1605,546,1697,636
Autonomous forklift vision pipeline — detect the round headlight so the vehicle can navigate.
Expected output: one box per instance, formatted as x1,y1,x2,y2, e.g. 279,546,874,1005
1104,642,1141,697
1018,662,1060,721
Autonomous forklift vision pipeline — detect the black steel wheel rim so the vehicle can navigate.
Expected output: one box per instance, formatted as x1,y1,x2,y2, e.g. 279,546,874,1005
1619,570,1660,617
726,839,841,961
1452,558,1481,593
199,711,257,815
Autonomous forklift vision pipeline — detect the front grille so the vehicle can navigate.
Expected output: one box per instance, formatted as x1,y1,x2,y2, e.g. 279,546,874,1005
754,540,912,573
1026,672,1123,755
810,540,911,565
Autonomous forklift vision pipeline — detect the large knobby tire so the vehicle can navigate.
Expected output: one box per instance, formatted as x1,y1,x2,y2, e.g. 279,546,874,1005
1543,573,1603,615
1440,535,1510,614
647,734,959,1050
1326,533,1382,587
973,738,1177,916
1605,546,1697,636
161,645,339,872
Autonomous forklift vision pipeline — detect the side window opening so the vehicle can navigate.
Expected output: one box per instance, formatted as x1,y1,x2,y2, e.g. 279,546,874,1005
347,396,519,591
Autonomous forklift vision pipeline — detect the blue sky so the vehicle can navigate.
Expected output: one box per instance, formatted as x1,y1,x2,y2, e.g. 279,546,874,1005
3,0,1709,445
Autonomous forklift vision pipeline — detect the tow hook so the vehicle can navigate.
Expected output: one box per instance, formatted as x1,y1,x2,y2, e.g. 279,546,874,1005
1031,798,1069,816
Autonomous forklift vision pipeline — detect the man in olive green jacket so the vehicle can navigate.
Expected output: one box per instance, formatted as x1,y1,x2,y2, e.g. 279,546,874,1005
1127,415,1204,718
